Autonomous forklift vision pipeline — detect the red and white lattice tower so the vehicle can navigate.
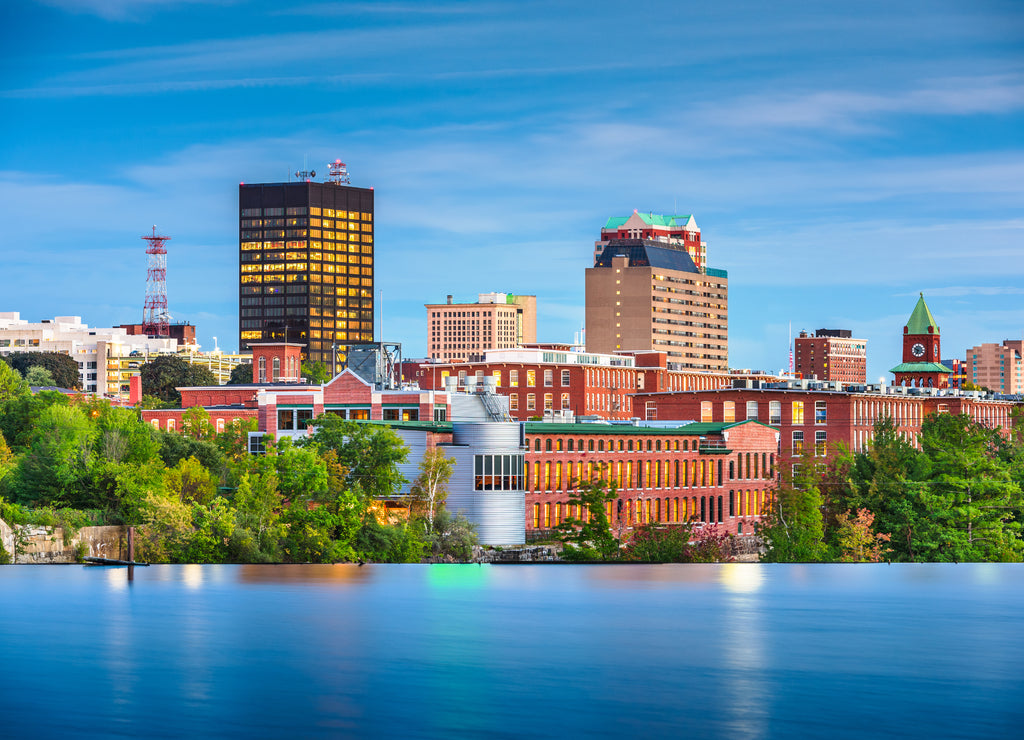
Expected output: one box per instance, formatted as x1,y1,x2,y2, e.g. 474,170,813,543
142,226,171,338
328,159,350,184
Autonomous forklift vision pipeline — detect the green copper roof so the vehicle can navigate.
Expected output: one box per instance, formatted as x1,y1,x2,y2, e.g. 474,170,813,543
889,362,951,374
905,293,939,335
603,213,694,230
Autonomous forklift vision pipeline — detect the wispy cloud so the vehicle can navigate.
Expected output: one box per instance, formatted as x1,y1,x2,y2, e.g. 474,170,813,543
34,0,237,22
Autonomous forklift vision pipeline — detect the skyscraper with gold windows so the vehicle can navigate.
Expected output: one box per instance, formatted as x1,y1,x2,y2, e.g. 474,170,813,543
239,180,374,371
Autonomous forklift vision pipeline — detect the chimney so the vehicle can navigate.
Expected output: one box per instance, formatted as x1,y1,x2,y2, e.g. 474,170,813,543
446,295,453,305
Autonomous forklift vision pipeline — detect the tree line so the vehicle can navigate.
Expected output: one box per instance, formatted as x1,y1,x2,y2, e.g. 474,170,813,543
758,414,1024,562
0,360,474,564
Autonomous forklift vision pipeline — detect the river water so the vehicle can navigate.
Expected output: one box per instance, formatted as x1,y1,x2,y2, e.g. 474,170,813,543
1,563,1021,738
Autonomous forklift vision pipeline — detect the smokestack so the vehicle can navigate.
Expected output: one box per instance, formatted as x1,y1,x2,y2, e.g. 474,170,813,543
446,295,453,305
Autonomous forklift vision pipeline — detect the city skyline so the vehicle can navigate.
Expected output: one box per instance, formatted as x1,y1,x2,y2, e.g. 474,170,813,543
3,0,1023,383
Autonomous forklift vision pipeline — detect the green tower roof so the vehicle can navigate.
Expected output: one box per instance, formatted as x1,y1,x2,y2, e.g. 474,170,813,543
905,293,939,335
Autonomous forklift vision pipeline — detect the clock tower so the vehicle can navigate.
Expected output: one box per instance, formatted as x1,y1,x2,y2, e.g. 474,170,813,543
891,293,951,388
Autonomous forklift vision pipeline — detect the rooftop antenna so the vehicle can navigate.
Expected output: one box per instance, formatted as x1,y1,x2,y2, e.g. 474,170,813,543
328,159,351,185
788,321,793,374
294,155,316,182
142,226,171,338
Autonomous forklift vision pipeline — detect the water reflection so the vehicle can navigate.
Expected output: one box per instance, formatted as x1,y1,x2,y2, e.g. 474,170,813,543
3,564,1024,739
720,564,767,739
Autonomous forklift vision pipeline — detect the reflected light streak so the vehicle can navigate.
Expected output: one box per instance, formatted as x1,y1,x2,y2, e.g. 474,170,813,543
719,563,765,594
721,564,768,739
106,566,127,591
182,564,204,590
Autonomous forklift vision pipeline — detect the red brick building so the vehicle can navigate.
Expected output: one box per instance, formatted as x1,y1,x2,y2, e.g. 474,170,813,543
636,382,1021,473
415,348,777,421
143,343,451,443
522,420,779,541
794,329,866,383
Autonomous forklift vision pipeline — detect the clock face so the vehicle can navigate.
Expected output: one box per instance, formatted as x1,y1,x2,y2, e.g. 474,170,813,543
911,342,925,358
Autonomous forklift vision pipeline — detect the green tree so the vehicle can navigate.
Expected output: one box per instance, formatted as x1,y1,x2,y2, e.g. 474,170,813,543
6,352,81,389
23,366,55,387
227,362,254,385
422,507,478,560
409,447,455,534
6,404,98,506
758,458,828,562
917,413,1023,561
140,355,217,404
301,360,332,384
164,456,218,506
300,415,410,518
0,361,29,402
554,478,619,561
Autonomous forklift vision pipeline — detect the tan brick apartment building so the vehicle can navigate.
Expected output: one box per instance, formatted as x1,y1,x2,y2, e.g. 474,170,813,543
585,212,728,371
426,292,536,362
966,340,1024,394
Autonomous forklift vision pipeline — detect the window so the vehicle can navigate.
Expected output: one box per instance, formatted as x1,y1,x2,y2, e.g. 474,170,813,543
792,430,804,455
544,394,553,410
815,430,827,457
258,357,266,383
561,393,570,409
723,402,735,423
561,369,571,386
769,401,782,425
510,394,519,411
474,454,526,491
527,393,536,410
792,401,804,425
815,401,827,424
544,369,553,386
492,370,501,387
746,401,758,420
700,401,713,423
527,370,536,386
510,370,519,387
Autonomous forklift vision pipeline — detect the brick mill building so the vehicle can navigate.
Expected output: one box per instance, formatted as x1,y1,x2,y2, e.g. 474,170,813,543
414,347,778,422
522,420,779,542
585,211,728,371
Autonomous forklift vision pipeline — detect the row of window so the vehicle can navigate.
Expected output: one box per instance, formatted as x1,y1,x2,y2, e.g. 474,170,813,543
530,489,767,529
241,207,372,220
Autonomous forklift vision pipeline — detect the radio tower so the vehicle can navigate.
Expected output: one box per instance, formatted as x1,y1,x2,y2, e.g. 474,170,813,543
142,226,171,338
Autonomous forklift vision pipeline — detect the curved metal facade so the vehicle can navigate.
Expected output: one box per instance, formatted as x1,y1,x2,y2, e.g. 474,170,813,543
447,422,526,545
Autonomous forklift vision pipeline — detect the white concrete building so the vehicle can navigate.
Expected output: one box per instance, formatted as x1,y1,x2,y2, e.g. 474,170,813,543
0,313,181,395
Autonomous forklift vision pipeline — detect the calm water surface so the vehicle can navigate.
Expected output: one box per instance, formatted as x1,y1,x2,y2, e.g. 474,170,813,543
1,563,1022,739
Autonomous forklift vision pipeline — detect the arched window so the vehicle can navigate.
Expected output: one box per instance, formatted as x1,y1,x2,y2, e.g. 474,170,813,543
273,356,280,381
534,438,541,452
729,460,735,479
598,439,605,452
568,438,574,452
545,439,552,452
729,490,735,517
258,357,266,383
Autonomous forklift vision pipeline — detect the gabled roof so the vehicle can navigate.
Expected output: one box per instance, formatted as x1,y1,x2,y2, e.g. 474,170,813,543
906,293,939,335
603,213,696,230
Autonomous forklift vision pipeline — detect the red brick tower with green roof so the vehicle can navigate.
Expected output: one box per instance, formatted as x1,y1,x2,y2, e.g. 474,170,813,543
890,293,951,388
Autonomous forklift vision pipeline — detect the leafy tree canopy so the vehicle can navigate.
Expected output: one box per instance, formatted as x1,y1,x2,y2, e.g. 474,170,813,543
140,355,217,404
6,352,81,389
227,362,254,385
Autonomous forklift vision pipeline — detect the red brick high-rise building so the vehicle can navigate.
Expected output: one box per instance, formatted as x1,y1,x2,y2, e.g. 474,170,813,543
794,329,866,383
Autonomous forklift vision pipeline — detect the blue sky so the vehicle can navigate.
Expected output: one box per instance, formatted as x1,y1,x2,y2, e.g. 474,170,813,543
2,0,1023,383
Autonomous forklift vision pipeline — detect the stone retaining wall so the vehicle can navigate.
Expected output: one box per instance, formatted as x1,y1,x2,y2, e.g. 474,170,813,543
0,519,126,564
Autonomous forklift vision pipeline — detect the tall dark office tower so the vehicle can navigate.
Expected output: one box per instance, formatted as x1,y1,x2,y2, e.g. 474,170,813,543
239,179,375,370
